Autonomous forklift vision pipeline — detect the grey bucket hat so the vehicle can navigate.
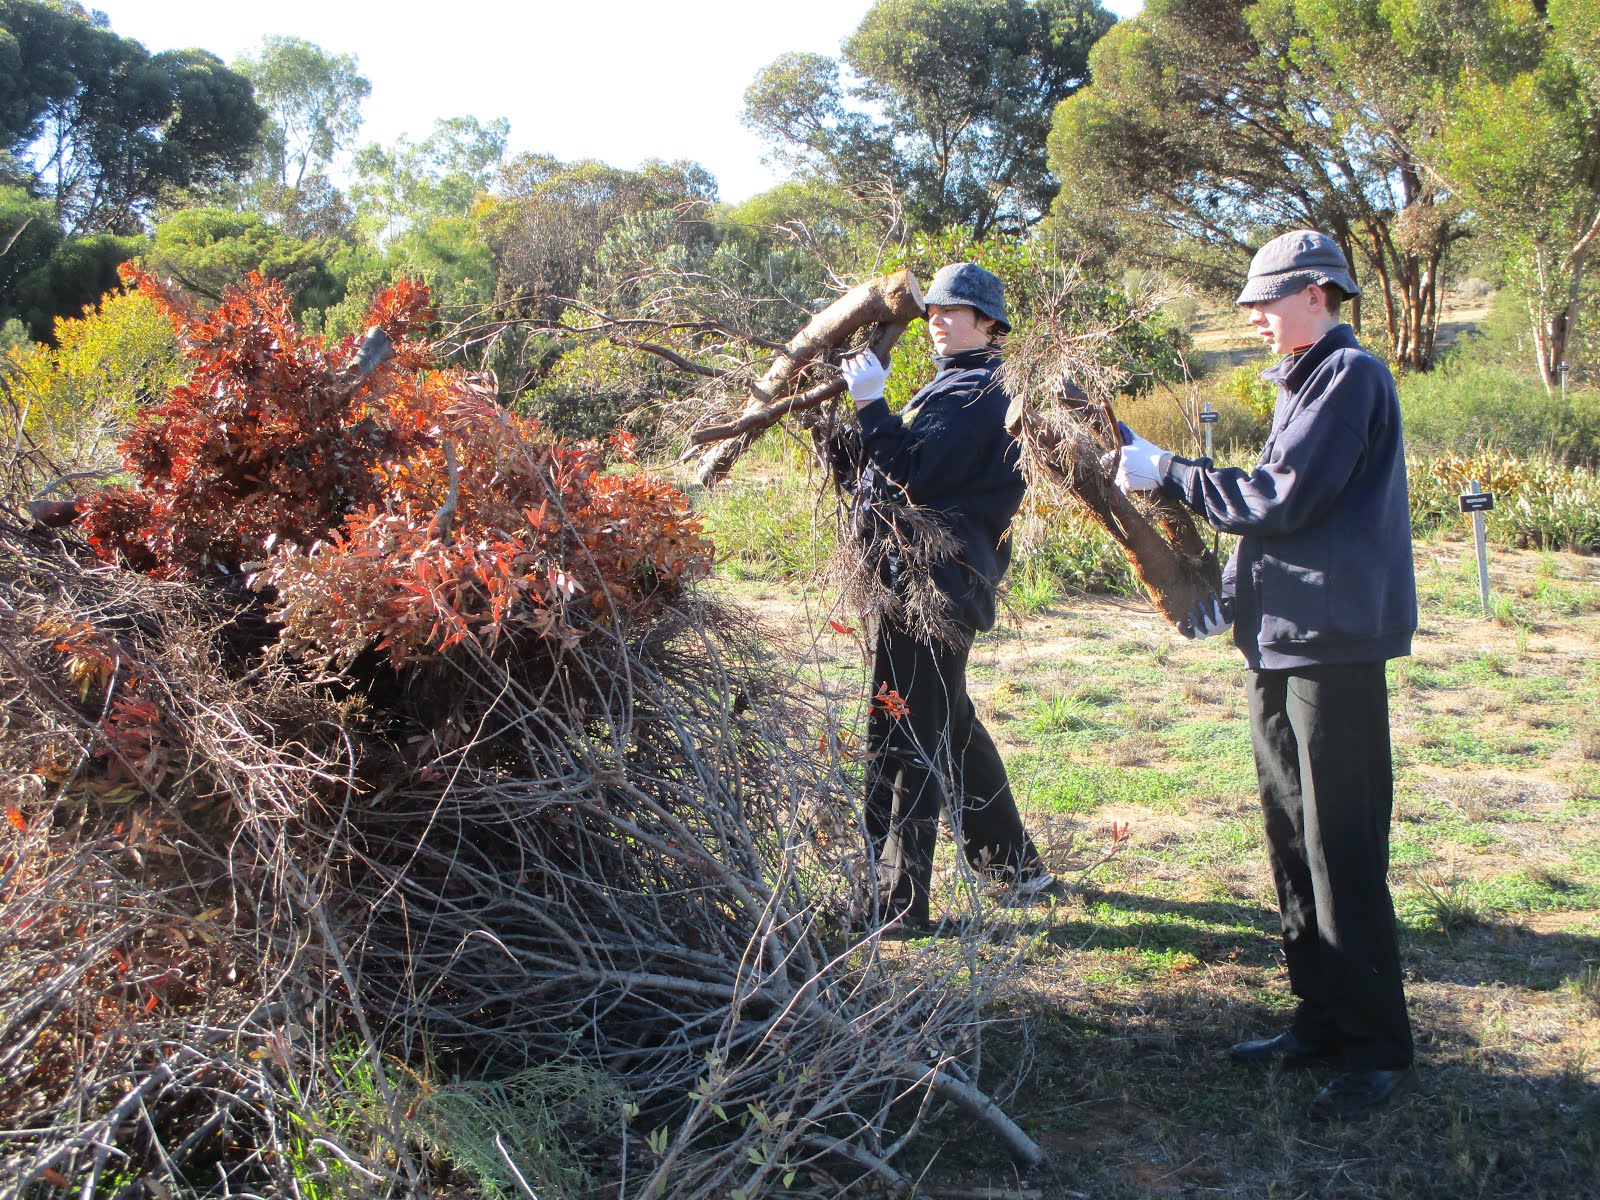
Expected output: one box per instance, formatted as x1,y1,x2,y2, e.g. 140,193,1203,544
1236,229,1360,306
924,262,1010,333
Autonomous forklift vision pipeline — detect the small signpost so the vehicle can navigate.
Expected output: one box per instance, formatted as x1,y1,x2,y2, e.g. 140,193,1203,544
1459,480,1495,616
1200,402,1218,458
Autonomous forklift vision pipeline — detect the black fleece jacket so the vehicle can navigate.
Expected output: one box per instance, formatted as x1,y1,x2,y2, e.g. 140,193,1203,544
1161,324,1417,670
852,346,1026,633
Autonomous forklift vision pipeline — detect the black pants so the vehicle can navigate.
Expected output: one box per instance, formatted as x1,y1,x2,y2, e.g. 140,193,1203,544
865,620,1041,923
1247,663,1413,1070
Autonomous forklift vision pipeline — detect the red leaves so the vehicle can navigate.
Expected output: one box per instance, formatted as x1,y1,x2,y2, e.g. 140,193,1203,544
73,271,713,667
80,268,431,579
4,807,25,832
828,619,856,635
872,684,911,720
260,418,714,665
606,429,638,464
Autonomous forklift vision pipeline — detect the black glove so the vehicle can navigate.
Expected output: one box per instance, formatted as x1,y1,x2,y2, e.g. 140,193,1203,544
1181,592,1234,640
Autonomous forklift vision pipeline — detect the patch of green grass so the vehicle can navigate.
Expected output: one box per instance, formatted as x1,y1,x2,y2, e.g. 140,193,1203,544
1478,868,1600,914
1015,757,1191,813
1073,681,1122,707
1409,715,1556,767
1425,819,1508,851
696,463,836,581
1171,819,1259,868
1172,718,1253,760
1389,833,1435,868
1003,566,1060,615
1398,877,1485,938
1023,693,1106,737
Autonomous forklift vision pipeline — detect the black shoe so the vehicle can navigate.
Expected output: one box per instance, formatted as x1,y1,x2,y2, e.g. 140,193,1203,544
1228,1030,1339,1068
1310,1068,1418,1119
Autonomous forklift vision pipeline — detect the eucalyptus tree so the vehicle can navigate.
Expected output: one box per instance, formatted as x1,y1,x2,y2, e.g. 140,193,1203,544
1434,0,1600,388
1049,0,1521,369
233,35,369,192
0,0,263,234
744,0,1115,238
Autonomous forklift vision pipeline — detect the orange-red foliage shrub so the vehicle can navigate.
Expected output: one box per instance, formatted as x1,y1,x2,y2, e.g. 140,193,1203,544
79,269,713,665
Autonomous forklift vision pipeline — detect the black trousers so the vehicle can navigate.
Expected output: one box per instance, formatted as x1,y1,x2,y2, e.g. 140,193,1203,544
1247,663,1413,1070
864,620,1041,923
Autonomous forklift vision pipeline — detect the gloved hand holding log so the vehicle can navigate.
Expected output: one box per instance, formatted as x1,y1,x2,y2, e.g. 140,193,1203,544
685,270,925,488
1002,360,1222,632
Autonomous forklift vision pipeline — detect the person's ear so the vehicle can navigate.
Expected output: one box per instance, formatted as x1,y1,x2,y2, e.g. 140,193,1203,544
1306,284,1327,314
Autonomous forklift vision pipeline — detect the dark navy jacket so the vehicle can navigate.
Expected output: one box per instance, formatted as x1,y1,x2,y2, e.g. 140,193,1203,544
1161,324,1416,670
853,347,1026,633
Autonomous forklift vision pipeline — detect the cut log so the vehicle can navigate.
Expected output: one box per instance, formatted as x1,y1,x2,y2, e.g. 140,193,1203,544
1007,391,1221,631
688,270,925,488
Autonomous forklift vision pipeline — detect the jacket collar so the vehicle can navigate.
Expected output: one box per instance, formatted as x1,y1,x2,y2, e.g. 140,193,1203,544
934,346,1000,373
1261,323,1359,392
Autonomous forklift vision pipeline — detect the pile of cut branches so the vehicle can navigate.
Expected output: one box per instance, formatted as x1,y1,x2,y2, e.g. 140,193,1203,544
0,272,1041,1199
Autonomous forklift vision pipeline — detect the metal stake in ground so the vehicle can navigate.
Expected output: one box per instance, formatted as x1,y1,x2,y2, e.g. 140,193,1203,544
1459,479,1495,617
1200,401,1218,459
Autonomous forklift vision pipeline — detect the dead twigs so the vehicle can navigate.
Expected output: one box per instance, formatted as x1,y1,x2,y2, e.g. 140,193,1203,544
0,523,1042,1198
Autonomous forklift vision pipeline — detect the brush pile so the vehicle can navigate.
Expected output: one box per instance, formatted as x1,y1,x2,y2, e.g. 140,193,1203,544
0,271,1038,1199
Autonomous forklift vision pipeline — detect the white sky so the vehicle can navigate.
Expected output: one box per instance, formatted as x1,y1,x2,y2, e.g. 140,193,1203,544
91,0,1144,203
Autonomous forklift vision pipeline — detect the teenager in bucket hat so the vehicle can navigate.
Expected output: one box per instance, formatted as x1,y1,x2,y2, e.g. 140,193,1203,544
1235,228,1362,306
820,262,1053,937
1108,229,1420,1119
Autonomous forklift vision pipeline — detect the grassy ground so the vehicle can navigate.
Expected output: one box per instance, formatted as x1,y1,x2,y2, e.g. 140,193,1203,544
714,534,1600,1199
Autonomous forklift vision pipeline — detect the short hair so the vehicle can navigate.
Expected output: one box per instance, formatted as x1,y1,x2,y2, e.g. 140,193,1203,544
1316,282,1347,316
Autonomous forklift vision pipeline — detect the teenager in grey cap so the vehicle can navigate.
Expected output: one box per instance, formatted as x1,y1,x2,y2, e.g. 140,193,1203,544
1108,229,1419,1119
826,261,1051,936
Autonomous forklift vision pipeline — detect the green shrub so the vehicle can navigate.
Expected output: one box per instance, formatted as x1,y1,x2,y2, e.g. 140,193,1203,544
1409,451,1600,552
6,289,185,476
1012,504,1138,595
1219,363,1276,426
696,441,839,580
1398,365,1600,465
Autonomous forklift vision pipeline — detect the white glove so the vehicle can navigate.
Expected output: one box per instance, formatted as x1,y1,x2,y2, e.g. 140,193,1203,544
1182,593,1233,640
840,350,890,403
1111,421,1172,493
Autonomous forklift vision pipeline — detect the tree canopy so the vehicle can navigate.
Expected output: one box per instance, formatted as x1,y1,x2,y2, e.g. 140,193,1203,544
232,34,369,193
744,0,1114,238
1047,0,1529,369
1433,0,1600,388
0,1,262,234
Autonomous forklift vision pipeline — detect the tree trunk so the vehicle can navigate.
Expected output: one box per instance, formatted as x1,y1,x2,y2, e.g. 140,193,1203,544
689,270,926,488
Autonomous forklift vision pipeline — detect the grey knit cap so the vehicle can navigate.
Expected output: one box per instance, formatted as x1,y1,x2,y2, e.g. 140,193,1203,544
1236,229,1360,306
924,262,1010,333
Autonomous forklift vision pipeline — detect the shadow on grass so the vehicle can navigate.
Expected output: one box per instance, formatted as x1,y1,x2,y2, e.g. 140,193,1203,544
1031,888,1283,962
985,887,1600,992
1404,919,1600,991
918,929,1600,1200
